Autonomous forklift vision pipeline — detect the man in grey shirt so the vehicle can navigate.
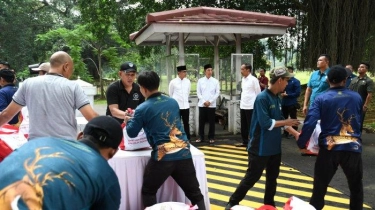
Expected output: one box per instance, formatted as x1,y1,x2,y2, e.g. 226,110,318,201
0,51,98,140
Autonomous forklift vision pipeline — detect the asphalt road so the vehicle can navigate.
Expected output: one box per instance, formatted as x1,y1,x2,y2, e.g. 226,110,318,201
94,104,374,208
280,132,375,208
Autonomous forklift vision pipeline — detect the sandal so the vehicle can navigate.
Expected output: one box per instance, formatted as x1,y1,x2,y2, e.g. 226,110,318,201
209,139,215,144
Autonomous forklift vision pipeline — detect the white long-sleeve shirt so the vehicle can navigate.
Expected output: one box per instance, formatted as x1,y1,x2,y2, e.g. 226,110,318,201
240,74,261,109
169,77,191,109
197,76,220,108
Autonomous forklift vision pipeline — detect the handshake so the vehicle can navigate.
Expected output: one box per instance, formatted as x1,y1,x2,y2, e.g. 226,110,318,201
124,108,134,124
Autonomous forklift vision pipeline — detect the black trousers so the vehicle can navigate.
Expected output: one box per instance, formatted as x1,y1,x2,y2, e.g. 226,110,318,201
198,107,216,140
360,110,366,133
228,153,281,206
310,149,363,210
282,105,298,132
180,109,190,140
240,109,253,144
142,158,205,209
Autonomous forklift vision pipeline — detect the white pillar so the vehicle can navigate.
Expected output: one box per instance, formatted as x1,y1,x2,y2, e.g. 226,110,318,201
214,36,220,80
235,34,242,95
166,35,172,91
179,33,185,65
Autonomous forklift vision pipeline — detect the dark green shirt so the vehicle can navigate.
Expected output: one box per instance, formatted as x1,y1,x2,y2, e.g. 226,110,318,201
349,74,374,105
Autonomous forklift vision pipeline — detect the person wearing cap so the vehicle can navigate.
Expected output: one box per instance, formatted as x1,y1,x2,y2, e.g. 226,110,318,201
297,65,363,210
0,51,98,140
0,61,10,70
303,54,331,115
236,63,261,147
31,62,50,76
124,71,206,210
225,68,300,210
106,61,145,124
196,64,220,144
349,62,373,132
0,69,20,125
0,116,122,209
281,66,301,138
169,65,191,140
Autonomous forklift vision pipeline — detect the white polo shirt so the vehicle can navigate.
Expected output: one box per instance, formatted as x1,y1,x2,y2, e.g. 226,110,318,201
169,77,191,109
197,76,220,108
240,74,261,109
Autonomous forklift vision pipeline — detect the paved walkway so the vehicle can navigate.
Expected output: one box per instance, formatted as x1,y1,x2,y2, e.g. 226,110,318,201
94,104,375,208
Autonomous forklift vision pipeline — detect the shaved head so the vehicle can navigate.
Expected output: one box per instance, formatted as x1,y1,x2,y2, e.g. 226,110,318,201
50,51,72,68
49,51,74,78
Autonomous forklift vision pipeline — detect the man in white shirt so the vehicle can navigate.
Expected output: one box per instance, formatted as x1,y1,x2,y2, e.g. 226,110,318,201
196,64,220,144
237,63,261,147
169,65,191,140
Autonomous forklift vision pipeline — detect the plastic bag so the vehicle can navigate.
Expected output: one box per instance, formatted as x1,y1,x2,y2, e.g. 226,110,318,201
305,120,321,155
231,205,255,210
19,107,29,138
145,202,197,210
284,196,316,210
0,124,28,161
120,123,150,150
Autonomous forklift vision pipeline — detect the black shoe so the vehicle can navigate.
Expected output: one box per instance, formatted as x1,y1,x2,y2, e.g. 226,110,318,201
225,202,235,210
235,143,248,147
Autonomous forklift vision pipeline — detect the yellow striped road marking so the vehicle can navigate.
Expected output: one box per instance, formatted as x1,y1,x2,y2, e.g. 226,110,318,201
206,160,314,183
207,174,348,204
204,155,300,173
209,204,224,210
208,183,345,210
199,145,372,209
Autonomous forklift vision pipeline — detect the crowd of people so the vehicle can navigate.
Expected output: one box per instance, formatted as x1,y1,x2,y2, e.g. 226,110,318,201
0,50,372,210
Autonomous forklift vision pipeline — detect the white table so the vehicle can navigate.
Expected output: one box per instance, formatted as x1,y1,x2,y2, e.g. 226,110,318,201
108,145,210,210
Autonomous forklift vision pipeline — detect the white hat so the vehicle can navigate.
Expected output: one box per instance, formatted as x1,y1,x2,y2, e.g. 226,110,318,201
32,62,50,72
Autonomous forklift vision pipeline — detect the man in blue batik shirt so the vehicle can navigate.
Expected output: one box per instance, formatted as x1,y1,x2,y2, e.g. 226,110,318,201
297,65,363,210
225,68,300,209
125,70,206,209
0,116,123,210
0,69,19,125
281,66,301,137
303,54,331,115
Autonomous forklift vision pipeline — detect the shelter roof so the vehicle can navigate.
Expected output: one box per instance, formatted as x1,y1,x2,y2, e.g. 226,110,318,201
130,7,296,46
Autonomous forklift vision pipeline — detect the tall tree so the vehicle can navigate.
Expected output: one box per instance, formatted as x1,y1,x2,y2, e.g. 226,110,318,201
37,24,129,98
77,0,129,98
0,0,79,72
302,0,375,70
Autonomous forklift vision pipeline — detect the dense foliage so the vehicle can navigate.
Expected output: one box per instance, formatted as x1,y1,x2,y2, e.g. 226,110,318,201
1,0,374,90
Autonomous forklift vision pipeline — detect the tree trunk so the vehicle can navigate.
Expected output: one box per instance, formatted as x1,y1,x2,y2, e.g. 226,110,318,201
302,0,374,69
97,49,104,99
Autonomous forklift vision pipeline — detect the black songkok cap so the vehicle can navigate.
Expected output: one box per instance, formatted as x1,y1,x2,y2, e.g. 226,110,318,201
177,65,187,72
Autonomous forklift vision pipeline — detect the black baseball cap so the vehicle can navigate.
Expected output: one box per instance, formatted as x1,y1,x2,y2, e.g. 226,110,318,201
327,65,351,84
120,62,137,73
83,116,123,149
0,61,10,69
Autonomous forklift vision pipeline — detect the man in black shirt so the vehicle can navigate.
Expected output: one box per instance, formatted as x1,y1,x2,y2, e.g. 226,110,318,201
106,62,145,124
349,62,374,132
